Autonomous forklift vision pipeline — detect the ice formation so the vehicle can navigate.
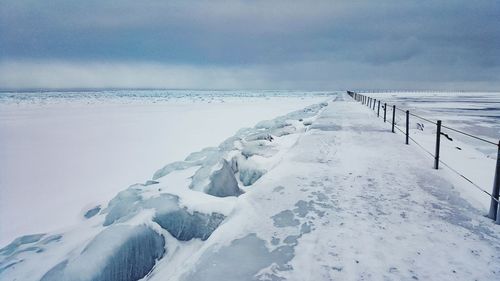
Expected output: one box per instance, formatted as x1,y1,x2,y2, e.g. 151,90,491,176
83,206,101,219
40,225,165,281
154,210,225,241
0,101,328,281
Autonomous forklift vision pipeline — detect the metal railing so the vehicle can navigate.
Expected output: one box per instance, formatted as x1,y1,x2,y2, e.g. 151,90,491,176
346,90,500,224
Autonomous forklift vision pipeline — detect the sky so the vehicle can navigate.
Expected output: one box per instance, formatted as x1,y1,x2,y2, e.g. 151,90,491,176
0,0,499,90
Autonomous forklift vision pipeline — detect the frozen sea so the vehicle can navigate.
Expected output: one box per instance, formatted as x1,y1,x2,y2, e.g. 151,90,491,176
0,90,331,246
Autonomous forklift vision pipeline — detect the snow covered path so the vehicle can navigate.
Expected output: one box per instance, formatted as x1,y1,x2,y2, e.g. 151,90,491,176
173,93,500,280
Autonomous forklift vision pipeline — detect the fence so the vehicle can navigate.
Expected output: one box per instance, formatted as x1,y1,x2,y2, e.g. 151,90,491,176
346,90,500,224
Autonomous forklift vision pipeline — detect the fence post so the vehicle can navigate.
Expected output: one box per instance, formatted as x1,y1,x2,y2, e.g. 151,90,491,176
368,97,371,107
377,100,380,117
391,105,396,133
383,103,387,122
434,120,442,169
487,140,500,221
373,99,376,110
405,110,409,145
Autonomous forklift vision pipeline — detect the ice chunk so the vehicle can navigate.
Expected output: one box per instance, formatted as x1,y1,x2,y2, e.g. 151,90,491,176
144,180,159,186
245,132,274,142
235,156,266,186
241,143,278,158
206,160,243,197
154,209,225,241
102,188,142,226
184,147,219,162
40,225,165,281
217,136,241,151
84,205,101,219
270,125,296,137
239,168,265,186
41,234,63,245
0,234,45,256
255,118,289,130
153,161,197,180
104,192,179,226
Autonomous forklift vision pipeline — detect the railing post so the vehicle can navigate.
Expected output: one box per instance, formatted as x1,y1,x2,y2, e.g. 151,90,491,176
373,99,376,110
391,105,396,133
434,120,442,169
405,110,409,145
383,103,387,122
487,140,500,221
377,100,380,117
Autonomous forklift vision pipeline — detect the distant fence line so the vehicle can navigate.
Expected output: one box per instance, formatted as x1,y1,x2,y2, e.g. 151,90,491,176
346,90,500,224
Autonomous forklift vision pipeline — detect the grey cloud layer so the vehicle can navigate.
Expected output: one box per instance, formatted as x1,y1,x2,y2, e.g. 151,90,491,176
0,0,499,89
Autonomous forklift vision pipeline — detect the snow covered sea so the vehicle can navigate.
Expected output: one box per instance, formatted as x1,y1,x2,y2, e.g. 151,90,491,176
367,92,500,153
0,90,331,246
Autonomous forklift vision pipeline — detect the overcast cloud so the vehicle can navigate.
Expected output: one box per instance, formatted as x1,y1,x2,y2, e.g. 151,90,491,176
0,0,499,90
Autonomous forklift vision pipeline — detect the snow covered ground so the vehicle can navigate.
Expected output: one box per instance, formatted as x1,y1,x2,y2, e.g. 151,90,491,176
0,90,330,246
1,92,499,281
